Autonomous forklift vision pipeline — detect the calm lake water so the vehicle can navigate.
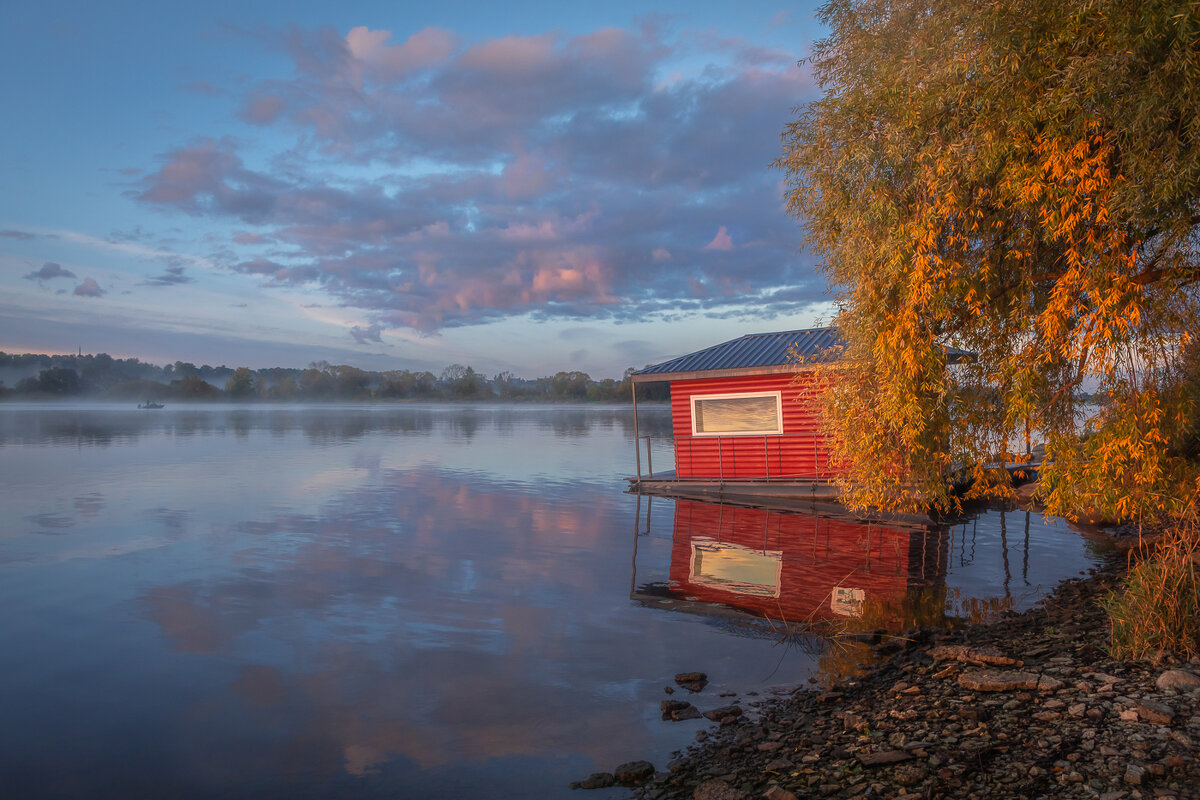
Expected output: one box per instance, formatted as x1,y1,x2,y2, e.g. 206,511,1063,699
0,403,1109,799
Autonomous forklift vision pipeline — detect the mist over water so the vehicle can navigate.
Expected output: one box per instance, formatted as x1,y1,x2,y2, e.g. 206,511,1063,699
0,403,1107,799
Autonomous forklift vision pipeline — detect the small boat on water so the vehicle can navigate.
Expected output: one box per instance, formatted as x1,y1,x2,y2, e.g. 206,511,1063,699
137,401,164,409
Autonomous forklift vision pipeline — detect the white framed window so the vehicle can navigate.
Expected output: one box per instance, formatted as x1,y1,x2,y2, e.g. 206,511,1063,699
690,391,783,436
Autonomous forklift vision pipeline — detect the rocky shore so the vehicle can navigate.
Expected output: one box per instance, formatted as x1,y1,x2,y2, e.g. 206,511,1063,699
579,560,1200,799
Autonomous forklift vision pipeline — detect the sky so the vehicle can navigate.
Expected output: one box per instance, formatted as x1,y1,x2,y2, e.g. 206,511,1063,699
0,0,830,379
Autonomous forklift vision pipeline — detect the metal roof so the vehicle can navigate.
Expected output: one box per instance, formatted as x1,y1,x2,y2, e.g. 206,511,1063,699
631,327,844,383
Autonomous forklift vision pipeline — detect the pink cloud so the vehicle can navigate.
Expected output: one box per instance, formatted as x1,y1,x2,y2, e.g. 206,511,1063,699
519,249,616,304
457,34,555,74
73,278,105,297
345,26,456,83
494,210,596,242
242,92,285,125
133,22,826,334
500,152,552,199
705,226,734,251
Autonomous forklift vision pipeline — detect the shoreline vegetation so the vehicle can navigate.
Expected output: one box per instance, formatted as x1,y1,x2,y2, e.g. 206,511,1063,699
0,351,669,404
769,0,1200,757
596,541,1200,800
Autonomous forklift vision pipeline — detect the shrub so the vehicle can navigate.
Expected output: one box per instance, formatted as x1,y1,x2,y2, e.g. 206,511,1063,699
1103,517,1200,661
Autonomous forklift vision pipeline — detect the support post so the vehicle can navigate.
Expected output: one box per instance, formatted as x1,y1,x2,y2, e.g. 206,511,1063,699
632,380,641,480
814,432,820,480
718,437,723,483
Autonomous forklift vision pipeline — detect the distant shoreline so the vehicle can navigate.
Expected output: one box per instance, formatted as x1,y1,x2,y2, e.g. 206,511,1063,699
0,352,671,404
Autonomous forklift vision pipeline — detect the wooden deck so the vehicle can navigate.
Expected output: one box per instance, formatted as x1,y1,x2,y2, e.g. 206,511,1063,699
625,470,930,524
626,460,1045,526
629,469,836,501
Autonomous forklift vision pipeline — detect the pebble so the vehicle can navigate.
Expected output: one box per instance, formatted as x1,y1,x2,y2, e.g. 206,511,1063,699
691,779,746,800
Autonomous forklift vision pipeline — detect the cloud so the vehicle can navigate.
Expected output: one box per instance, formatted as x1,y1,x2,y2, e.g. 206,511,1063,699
3,229,38,240
24,261,77,281
349,324,383,344
345,26,456,83
183,80,222,95
137,137,284,221
769,11,793,30
135,22,821,334
705,226,734,251
232,231,272,245
241,91,286,124
144,266,193,286
73,278,106,297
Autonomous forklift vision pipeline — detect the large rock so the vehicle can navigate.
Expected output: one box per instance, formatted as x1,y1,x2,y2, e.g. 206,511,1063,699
1131,698,1175,724
675,671,708,684
676,671,709,691
662,699,701,720
573,772,615,789
893,763,929,786
1156,669,1200,692
929,644,1018,666
857,750,913,767
958,670,1064,691
841,711,868,731
613,760,655,785
762,787,799,800
702,704,744,721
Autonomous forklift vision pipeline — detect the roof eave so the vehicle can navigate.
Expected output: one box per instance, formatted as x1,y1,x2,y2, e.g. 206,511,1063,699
631,364,813,384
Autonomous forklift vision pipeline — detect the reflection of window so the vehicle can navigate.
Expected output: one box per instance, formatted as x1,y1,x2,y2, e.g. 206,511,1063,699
690,539,782,597
831,586,865,617
691,391,782,436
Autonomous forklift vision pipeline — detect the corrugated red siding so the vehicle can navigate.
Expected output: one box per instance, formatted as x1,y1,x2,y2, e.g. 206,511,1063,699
669,373,837,479
668,500,936,626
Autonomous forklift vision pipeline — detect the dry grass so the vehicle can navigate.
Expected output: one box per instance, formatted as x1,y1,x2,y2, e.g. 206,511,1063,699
1103,519,1200,662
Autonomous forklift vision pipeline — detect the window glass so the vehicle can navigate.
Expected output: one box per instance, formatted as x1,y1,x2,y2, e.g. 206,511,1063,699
693,394,780,434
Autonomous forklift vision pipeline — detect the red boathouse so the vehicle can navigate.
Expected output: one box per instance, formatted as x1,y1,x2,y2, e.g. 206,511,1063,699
628,327,846,505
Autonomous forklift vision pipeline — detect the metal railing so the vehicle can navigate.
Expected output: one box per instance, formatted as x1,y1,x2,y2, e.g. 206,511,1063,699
634,431,832,483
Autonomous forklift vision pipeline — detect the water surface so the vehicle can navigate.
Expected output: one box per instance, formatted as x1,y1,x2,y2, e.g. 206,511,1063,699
0,403,1108,799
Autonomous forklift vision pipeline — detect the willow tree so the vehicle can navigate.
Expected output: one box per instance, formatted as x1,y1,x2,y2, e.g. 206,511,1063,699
778,0,1200,520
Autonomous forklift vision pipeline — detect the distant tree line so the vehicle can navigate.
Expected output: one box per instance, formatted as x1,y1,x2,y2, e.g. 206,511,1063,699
0,352,670,403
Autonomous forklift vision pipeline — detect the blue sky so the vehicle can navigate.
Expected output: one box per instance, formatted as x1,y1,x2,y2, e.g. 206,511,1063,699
0,1,829,379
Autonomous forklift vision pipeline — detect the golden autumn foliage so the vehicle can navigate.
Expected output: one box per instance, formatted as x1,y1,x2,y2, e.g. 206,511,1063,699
778,0,1200,523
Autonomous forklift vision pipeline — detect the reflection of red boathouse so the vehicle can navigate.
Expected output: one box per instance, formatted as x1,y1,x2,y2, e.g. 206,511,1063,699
638,499,948,630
